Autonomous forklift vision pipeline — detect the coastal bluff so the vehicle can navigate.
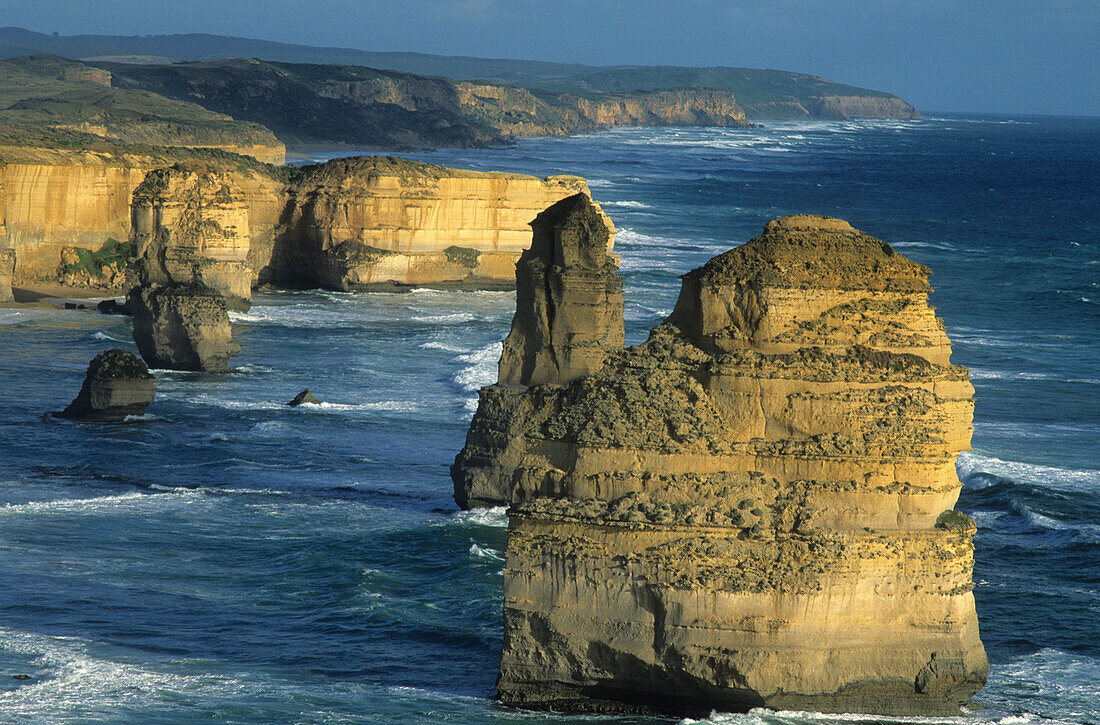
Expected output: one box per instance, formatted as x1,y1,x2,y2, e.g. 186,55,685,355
452,212,987,715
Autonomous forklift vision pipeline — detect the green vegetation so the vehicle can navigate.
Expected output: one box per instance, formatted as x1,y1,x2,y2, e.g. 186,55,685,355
58,237,132,278
0,55,281,154
935,510,976,532
444,246,482,268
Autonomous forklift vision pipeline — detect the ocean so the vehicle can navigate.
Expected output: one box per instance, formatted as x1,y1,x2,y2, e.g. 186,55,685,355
0,115,1097,724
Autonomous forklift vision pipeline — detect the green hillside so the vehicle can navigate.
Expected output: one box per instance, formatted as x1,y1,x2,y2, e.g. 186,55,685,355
0,27,919,120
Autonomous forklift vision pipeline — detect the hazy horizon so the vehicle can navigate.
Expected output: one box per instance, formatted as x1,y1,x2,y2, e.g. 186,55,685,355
0,1,1096,117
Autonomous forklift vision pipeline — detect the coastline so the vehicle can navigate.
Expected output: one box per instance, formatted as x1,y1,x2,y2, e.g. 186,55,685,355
1,283,124,310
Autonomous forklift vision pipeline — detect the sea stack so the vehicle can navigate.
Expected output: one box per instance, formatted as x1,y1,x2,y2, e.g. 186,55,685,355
53,349,155,421
452,214,987,715
129,283,239,372
128,166,244,371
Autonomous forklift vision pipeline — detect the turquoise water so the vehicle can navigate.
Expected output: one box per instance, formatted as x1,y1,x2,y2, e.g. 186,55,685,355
1,115,1097,724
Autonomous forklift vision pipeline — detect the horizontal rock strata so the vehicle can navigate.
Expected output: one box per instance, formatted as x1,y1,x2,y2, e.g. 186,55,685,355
129,283,239,372
453,214,987,716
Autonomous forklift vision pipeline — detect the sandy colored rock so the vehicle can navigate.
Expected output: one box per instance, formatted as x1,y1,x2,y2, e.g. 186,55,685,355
264,156,590,290
497,193,623,387
453,214,987,716
0,246,13,301
130,164,283,310
129,283,239,372
53,349,155,421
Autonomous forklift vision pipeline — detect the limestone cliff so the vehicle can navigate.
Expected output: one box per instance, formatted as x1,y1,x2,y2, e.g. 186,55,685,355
268,157,590,290
452,215,986,715
0,140,281,287
130,164,285,309
130,156,589,293
0,246,13,301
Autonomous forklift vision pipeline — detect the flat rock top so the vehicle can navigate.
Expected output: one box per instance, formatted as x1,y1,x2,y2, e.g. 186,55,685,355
688,216,932,292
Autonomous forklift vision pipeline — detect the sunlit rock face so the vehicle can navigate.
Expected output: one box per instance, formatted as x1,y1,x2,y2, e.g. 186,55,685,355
453,214,987,716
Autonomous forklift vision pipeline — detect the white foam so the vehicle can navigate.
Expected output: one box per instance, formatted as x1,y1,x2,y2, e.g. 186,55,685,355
680,707,1052,725
161,393,420,415
468,543,504,561
453,505,508,528
451,342,501,394
957,452,1100,492
0,490,196,517
605,200,653,209
418,341,470,353
91,331,128,342
410,312,477,324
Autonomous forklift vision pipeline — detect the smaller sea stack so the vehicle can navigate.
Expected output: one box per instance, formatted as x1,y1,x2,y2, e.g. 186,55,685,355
129,283,240,372
54,349,155,422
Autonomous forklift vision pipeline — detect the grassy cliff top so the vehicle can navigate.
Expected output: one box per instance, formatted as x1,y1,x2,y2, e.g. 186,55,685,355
0,55,282,152
0,28,918,119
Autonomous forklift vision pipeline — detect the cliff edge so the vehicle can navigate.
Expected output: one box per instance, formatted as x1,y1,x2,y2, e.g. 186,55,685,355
453,213,986,716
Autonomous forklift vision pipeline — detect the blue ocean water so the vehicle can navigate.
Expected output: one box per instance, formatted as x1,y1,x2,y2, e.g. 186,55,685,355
1,115,1097,724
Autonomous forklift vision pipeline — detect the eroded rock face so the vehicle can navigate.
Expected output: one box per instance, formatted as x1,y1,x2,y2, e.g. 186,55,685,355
129,283,239,372
264,157,590,290
0,247,13,301
53,349,155,421
130,165,281,310
453,214,987,715
498,193,623,386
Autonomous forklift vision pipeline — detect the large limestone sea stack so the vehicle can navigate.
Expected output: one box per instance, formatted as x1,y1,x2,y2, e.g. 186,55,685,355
453,211,987,715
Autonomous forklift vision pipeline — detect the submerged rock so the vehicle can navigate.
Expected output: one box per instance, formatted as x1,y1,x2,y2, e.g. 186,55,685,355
129,283,239,372
287,388,321,406
453,214,987,716
53,349,155,422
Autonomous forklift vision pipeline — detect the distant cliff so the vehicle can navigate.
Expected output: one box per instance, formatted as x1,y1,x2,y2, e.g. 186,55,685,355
0,56,285,162
1,28,921,122
95,59,752,149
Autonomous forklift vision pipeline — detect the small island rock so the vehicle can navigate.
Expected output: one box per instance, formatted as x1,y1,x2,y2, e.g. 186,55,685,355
287,389,321,406
53,349,155,422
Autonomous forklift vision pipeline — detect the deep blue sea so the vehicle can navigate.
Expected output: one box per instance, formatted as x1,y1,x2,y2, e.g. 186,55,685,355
1,115,1097,724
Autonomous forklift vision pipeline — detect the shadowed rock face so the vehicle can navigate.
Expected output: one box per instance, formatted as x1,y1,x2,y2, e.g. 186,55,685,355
128,283,239,372
53,349,155,421
0,247,13,301
452,214,987,716
498,193,623,387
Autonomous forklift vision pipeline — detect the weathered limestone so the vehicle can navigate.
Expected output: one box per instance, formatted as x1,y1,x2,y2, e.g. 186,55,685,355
452,214,987,716
130,165,278,310
52,349,155,421
498,194,623,387
264,157,590,290
0,246,13,301
129,283,239,372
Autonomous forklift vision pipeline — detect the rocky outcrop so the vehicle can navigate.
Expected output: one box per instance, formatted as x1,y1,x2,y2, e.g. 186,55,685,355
0,157,150,282
497,194,623,386
287,388,321,406
0,141,282,287
129,164,284,309
453,215,986,715
265,157,590,290
129,282,239,372
52,349,155,421
0,246,13,301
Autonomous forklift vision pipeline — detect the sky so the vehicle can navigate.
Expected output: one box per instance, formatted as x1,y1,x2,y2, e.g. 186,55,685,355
1,0,1097,115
